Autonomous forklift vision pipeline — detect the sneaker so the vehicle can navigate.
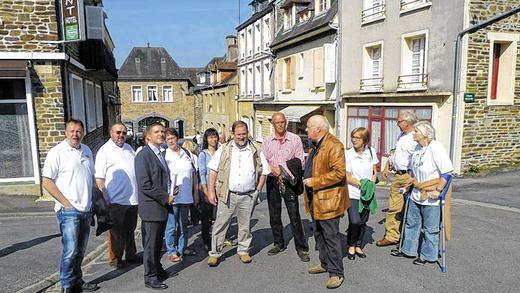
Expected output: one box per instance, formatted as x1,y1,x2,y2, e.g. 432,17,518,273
307,264,327,274
168,254,182,262
267,246,284,256
297,250,310,262
238,253,252,263
207,256,219,267
326,276,344,289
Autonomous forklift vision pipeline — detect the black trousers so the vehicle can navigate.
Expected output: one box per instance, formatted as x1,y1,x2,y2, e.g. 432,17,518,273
346,199,370,247
266,176,308,251
315,217,344,277
141,220,166,283
107,204,138,264
199,201,215,246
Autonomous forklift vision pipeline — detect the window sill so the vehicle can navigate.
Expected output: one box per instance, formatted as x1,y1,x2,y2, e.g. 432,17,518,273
400,2,432,15
281,90,293,94
486,99,514,106
396,86,427,92
361,15,386,26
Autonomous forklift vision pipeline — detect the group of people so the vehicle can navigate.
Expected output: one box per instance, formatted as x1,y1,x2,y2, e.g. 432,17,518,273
42,109,453,292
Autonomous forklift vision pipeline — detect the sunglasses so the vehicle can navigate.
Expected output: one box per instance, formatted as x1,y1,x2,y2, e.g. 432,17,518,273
115,131,127,135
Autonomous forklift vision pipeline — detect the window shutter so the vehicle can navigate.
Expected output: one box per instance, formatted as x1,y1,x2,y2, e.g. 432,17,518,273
85,6,104,40
290,56,296,89
313,47,324,87
277,60,283,91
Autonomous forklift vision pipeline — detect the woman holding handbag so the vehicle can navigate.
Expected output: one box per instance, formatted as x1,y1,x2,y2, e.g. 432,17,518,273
345,127,379,260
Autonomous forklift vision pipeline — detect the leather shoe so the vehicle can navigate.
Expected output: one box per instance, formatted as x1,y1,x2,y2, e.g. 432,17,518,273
390,249,415,258
346,252,355,260
355,251,366,258
267,246,284,256
145,280,168,290
413,257,435,265
80,282,100,292
297,250,310,262
376,238,398,247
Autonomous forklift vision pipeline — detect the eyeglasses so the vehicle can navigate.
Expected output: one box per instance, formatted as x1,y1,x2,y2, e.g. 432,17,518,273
115,131,127,135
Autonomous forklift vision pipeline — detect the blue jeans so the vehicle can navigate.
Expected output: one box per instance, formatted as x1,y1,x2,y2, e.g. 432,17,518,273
165,204,190,256
56,207,92,289
401,201,440,262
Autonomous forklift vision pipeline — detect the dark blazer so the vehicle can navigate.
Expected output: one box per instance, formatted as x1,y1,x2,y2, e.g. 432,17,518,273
135,145,171,221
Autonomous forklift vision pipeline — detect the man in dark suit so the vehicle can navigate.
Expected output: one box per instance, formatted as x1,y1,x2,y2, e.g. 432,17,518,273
135,122,174,290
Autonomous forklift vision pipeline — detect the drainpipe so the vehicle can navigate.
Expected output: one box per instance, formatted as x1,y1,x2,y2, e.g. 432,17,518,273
449,6,520,163
328,8,341,137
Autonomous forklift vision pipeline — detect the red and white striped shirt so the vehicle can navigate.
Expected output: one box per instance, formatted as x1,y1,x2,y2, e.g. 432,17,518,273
261,131,304,176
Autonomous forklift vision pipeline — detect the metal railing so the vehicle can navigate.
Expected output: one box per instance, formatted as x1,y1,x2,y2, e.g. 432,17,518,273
361,3,386,22
360,77,384,92
397,73,428,90
400,0,429,11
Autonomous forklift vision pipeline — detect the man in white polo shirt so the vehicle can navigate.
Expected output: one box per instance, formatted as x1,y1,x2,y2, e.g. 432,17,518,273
95,123,139,269
206,121,269,267
42,119,99,293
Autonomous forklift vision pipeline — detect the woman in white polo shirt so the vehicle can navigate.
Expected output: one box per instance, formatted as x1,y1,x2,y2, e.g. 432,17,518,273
345,127,379,260
395,121,453,265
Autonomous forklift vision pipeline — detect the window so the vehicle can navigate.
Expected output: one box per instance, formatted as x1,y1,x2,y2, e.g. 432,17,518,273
362,0,385,23
135,58,140,63
361,43,383,92
255,22,261,54
313,47,324,87
131,85,142,102
284,7,294,29
298,53,304,78
255,62,261,96
247,27,253,56
247,65,254,95
147,85,158,102
240,68,246,96
84,81,96,132
163,86,173,102
315,0,330,14
263,17,270,48
283,57,294,90
263,61,271,95
399,32,428,90
70,74,85,126
400,0,431,13
240,32,246,59
160,58,166,63
95,84,103,127
487,32,518,105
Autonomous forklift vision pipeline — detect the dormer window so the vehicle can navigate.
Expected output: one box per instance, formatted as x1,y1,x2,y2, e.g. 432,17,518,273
135,58,140,63
161,58,166,63
315,0,330,15
284,6,294,29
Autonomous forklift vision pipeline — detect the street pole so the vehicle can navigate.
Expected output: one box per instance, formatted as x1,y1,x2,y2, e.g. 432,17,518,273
449,6,520,164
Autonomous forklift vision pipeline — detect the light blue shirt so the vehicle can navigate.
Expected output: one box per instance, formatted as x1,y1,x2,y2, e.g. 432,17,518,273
197,149,213,185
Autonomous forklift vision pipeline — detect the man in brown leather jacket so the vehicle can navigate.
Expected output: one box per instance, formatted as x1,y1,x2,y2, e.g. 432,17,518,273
303,115,349,290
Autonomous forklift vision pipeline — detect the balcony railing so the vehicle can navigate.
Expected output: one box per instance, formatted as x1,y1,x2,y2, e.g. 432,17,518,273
361,3,386,23
397,74,428,90
400,0,429,11
360,78,384,92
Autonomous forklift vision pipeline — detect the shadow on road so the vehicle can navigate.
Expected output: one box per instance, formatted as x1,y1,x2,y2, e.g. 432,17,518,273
0,233,61,258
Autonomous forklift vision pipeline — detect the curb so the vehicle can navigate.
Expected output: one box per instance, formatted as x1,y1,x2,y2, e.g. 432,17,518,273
16,241,109,293
0,212,55,219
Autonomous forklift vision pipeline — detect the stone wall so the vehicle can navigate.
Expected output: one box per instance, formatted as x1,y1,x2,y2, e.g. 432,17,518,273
462,0,520,171
0,0,59,51
31,61,64,168
119,80,196,137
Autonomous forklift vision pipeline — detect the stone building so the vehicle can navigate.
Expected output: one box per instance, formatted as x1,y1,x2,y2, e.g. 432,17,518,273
0,0,118,194
254,0,338,145
339,0,519,173
118,45,200,139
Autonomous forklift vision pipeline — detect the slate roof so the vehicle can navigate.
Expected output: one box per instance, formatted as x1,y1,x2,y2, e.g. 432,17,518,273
119,47,201,85
236,0,274,31
271,0,337,49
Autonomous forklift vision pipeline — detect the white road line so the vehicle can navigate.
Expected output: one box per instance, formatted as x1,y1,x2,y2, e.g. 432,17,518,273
453,198,520,214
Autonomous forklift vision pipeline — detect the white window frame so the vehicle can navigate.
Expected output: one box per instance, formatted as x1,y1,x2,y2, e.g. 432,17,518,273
147,85,158,102
162,85,173,102
361,41,384,92
263,16,270,49
240,31,246,59
131,85,142,102
255,21,261,54
486,32,519,105
315,0,330,15
247,65,254,95
398,30,428,91
247,27,253,57
263,60,271,95
298,53,305,79
284,6,294,29
255,62,261,96
95,84,103,127
400,0,432,15
84,80,96,132
70,74,86,127
362,0,386,24
240,68,246,96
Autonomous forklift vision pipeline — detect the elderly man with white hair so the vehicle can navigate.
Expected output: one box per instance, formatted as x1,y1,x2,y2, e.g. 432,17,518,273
303,115,349,289
377,110,418,247
392,121,453,265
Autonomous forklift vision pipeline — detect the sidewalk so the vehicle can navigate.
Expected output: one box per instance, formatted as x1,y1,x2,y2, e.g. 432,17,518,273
0,195,106,293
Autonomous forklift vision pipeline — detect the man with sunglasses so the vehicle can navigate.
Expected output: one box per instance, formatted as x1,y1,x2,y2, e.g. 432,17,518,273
95,123,140,268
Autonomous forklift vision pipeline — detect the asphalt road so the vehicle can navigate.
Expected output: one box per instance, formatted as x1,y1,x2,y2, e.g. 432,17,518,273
40,171,520,293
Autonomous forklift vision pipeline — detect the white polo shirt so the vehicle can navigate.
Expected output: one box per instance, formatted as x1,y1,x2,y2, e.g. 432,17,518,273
409,140,454,206
345,147,379,200
208,141,270,193
42,140,94,212
393,131,417,171
94,140,138,205
165,147,195,204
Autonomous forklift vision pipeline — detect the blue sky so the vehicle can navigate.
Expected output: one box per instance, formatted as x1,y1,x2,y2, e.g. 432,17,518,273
103,0,251,68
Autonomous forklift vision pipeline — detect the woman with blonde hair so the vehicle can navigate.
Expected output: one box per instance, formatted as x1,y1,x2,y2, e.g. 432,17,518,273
345,127,379,260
